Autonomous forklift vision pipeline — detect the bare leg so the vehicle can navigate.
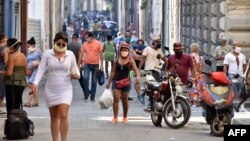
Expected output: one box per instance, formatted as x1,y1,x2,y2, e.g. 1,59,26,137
105,61,109,78
49,106,60,141
121,92,129,118
25,84,34,106
58,104,69,141
113,89,121,118
134,83,140,97
31,84,39,105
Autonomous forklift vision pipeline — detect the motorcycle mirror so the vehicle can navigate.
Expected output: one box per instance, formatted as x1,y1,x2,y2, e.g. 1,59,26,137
205,59,212,66
164,46,169,51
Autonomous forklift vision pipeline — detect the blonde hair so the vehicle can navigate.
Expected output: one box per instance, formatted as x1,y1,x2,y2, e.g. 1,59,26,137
190,43,200,53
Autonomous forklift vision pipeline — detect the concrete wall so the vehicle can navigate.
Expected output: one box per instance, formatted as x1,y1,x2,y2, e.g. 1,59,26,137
225,0,250,59
180,0,250,60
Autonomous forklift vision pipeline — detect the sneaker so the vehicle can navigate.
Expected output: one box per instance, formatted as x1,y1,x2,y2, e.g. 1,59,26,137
128,97,133,101
144,106,153,112
111,117,118,124
84,97,88,101
122,117,128,123
90,99,95,102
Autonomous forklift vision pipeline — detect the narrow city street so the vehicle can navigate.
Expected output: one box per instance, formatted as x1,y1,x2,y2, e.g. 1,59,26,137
1,0,250,141
1,78,249,141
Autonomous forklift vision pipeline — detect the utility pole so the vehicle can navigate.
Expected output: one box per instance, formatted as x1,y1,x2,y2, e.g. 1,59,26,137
21,0,28,56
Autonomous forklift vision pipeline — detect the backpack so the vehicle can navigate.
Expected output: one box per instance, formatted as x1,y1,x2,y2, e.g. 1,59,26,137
4,109,34,140
104,41,115,61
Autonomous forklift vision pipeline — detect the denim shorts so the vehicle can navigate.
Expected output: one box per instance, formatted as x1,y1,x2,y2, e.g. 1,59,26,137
112,80,131,93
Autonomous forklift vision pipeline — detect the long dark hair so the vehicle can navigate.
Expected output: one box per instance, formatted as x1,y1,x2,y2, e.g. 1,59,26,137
7,38,22,53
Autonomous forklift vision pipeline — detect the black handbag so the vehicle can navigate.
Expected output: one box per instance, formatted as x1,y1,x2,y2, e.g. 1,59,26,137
98,70,105,86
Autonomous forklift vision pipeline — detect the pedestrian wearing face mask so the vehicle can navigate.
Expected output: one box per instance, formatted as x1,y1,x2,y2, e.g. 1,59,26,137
138,37,168,110
0,34,8,114
33,32,80,141
106,43,140,124
223,41,247,111
78,31,104,102
0,38,28,117
213,39,232,72
24,37,42,107
166,42,196,85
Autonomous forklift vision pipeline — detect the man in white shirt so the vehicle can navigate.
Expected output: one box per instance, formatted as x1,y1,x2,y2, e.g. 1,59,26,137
138,37,168,110
223,41,247,111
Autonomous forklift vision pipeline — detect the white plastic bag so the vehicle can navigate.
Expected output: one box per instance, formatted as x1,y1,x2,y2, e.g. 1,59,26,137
99,88,113,109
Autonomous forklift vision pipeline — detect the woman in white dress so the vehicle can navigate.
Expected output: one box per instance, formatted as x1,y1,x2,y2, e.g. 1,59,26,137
33,32,80,141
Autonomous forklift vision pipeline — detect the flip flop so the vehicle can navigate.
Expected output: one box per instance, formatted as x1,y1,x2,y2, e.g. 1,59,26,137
29,103,39,107
23,103,31,107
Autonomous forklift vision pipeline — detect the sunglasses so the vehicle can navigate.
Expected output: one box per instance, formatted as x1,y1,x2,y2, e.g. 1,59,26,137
56,42,66,47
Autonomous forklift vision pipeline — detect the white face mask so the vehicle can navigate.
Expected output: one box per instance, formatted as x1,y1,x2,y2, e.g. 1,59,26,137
86,38,92,42
234,46,241,53
121,51,129,57
54,44,67,52
28,47,36,53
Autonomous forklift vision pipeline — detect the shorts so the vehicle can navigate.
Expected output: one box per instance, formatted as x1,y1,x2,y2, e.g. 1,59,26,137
112,80,131,93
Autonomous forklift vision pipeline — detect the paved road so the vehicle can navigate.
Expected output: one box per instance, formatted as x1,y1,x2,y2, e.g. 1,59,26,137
0,78,249,141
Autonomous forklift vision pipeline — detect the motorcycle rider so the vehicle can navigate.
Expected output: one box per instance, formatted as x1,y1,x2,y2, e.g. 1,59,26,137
138,36,168,110
223,41,247,111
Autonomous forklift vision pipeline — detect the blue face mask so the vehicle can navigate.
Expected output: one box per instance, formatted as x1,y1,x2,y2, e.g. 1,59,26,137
137,45,144,50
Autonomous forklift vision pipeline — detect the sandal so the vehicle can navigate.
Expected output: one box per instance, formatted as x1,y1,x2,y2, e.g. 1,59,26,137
23,103,31,107
111,117,118,124
30,103,39,107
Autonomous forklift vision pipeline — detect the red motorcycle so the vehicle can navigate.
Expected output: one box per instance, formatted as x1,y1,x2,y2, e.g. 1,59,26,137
200,60,234,136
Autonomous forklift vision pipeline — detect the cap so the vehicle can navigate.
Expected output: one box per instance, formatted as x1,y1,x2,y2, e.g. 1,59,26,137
173,42,184,50
72,33,79,38
119,43,130,50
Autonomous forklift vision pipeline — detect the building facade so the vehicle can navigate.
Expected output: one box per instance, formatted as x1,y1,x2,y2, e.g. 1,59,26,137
180,0,250,59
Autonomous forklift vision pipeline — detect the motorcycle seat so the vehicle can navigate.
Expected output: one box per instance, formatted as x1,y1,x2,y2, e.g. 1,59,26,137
146,81,161,91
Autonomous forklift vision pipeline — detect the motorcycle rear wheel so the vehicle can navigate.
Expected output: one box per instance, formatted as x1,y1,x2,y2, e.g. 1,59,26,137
162,97,191,129
151,113,162,127
210,112,231,137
